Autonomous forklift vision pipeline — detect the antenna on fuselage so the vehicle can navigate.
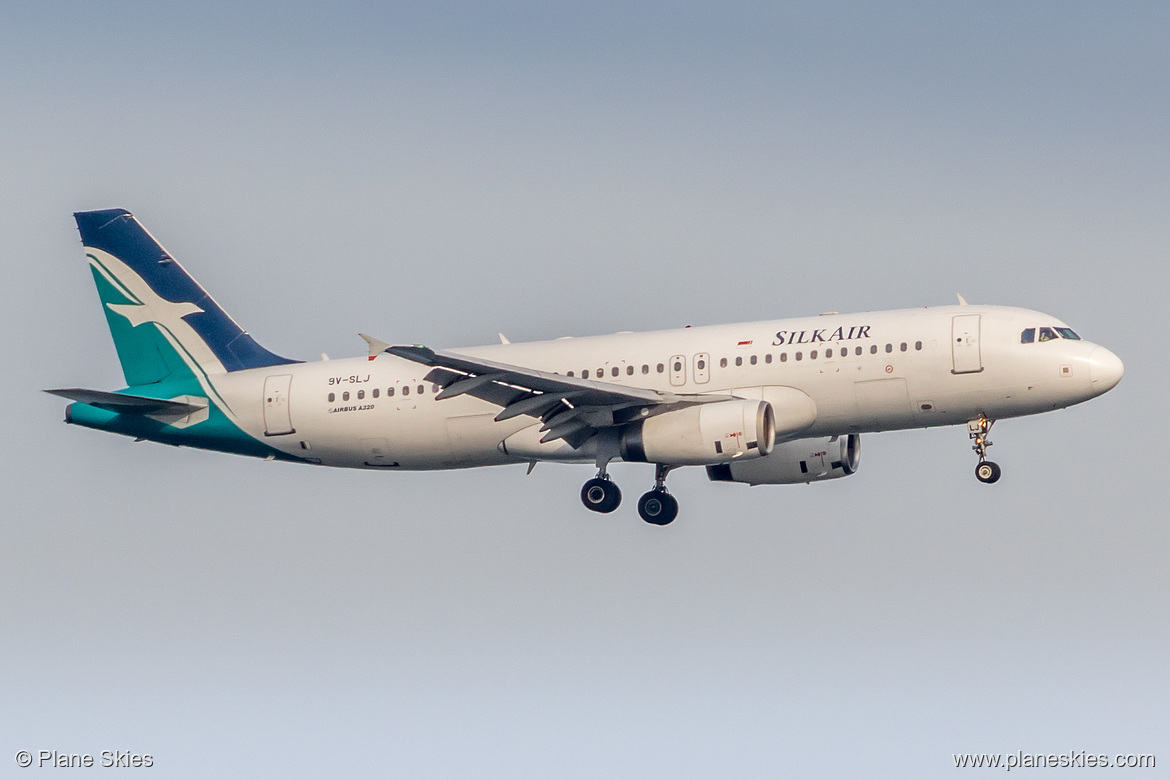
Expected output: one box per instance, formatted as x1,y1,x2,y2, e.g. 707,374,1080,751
956,293,970,306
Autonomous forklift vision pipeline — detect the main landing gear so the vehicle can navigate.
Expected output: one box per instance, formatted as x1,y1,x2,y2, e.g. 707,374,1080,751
579,463,680,525
968,416,1002,484
581,473,622,513
637,464,678,526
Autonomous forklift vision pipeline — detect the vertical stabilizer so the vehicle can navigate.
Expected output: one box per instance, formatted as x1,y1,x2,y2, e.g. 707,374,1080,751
75,209,297,386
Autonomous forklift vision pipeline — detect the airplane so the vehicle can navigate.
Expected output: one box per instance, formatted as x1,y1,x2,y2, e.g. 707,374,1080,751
48,208,1124,525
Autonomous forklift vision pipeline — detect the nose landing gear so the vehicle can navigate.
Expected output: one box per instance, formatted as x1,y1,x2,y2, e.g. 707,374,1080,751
968,417,1001,484
637,464,679,525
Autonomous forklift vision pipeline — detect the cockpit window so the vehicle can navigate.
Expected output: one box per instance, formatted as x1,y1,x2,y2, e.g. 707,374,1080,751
1023,326,1081,343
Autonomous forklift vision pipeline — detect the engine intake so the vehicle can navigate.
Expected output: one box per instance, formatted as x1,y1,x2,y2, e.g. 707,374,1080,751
706,434,860,484
621,400,775,465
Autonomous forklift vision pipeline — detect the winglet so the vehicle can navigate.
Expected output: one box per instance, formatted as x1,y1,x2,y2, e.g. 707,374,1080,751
499,332,510,345
359,333,391,361
956,293,969,306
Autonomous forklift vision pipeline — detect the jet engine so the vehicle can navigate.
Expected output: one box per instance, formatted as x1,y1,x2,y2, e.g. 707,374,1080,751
621,400,775,465
705,434,860,485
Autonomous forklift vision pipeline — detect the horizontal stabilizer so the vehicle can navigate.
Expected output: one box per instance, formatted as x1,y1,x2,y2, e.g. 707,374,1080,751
44,388,207,415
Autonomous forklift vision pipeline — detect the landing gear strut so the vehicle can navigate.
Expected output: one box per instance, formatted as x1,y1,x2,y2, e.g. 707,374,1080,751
968,417,1001,484
581,432,623,513
638,464,679,525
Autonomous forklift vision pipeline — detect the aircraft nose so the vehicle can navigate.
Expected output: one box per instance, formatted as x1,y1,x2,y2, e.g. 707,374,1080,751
1088,346,1124,394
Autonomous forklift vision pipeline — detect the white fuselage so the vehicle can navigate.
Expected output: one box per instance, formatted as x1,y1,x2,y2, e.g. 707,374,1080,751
210,304,1121,471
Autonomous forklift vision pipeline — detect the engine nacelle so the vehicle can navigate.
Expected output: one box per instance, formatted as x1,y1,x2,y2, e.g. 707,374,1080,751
621,400,775,466
706,434,860,485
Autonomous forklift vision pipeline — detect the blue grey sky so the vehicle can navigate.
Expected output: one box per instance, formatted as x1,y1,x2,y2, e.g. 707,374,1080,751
3,2,1166,777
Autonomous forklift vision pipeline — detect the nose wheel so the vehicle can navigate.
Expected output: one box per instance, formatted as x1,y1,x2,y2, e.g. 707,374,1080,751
968,417,1001,484
637,464,679,525
975,460,1001,483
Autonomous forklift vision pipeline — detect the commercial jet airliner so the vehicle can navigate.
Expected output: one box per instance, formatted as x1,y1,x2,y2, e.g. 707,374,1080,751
48,209,1124,524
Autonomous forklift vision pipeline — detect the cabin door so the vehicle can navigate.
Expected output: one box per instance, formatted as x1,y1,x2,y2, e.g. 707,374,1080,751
263,374,295,436
951,315,983,374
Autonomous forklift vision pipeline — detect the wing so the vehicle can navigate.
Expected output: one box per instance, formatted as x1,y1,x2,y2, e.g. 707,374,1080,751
384,344,733,449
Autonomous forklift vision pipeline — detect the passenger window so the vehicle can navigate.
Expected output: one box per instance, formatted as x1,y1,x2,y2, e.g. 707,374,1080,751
343,391,350,401
765,353,772,364
627,365,634,375
388,387,395,396
780,353,787,362
612,367,619,377
720,357,728,368
1056,327,1080,340
810,350,818,359
795,352,802,361
372,388,379,398
432,384,440,393
697,359,705,370
825,349,833,358
900,342,907,352
1021,328,1035,344
673,361,682,372
657,363,664,373
735,356,743,367
582,369,589,379
418,385,425,394
855,346,862,356
915,341,922,351
402,386,409,396
596,368,603,378
870,345,877,354
885,343,893,353
357,390,365,399
642,365,649,374
567,371,574,377
750,355,757,365
1039,327,1058,342
328,392,335,402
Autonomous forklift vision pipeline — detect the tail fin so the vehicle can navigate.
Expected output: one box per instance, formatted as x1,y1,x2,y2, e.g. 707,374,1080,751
75,209,297,386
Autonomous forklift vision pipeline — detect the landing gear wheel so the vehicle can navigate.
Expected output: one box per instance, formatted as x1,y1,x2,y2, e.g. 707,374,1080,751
967,417,1001,484
638,490,679,525
581,477,622,513
975,461,1001,484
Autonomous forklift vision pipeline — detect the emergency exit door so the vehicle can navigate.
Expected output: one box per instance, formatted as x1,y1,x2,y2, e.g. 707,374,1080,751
263,374,295,435
693,352,710,384
951,315,983,374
